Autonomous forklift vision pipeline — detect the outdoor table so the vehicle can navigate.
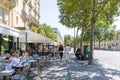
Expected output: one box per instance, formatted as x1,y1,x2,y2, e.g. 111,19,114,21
0,57,6,60
12,63,27,74
28,60,37,67
0,69,15,80
36,57,41,61
12,64,23,70
1,60,9,62
28,60,37,63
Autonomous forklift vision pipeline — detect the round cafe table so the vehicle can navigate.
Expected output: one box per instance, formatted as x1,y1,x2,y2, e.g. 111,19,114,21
0,69,15,80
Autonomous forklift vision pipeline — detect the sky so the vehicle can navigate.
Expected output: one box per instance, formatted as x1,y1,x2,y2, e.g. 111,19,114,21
40,0,75,38
40,0,120,38
113,16,120,31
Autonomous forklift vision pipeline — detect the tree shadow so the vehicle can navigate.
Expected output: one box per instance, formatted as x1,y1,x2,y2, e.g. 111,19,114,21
37,58,120,80
69,59,120,80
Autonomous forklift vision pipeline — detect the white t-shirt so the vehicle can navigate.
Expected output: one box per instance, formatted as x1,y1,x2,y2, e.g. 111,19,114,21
11,57,20,66
54,48,58,53
65,46,71,52
5,57,20,70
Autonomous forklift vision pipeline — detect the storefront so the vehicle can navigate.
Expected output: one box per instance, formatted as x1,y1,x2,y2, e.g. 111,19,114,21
0,24,26,54
19,29,54,53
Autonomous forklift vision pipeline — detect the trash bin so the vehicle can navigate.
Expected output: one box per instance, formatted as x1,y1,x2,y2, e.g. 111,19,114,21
83,45,88,60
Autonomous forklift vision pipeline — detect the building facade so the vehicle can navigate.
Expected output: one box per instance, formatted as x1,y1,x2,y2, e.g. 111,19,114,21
52,27,64,46
95,30,120,51
0,0,40,53
14,0,40,29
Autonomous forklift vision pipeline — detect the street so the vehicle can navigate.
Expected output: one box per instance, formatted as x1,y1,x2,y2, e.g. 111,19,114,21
94,50,120,70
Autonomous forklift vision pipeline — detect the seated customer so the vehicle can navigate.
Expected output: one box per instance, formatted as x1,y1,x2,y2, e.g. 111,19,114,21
22,51,28,57
75,48,84,60
5,51,20,70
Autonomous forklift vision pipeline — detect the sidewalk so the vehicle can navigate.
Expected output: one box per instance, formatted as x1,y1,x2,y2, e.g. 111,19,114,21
33,53,120,80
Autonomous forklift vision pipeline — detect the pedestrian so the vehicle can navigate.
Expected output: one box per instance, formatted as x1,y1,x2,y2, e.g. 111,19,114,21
53,46,58,59
65,44,71,60
49,48,54,58
58,45,64,61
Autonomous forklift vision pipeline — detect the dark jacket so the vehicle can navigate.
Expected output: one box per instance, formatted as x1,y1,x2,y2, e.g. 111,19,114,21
75,48,83,60
58,45,64,53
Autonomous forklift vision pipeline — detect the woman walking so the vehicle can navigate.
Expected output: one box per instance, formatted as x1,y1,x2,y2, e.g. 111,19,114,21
58,45,64,61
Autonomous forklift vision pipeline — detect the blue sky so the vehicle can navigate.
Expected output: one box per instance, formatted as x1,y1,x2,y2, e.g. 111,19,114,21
40,0,120,39
40,0,75,38
113,16,120,31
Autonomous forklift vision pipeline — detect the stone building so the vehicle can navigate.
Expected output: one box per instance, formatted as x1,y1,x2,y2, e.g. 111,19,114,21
95,30,120,51
52,27,64,46
0,0,40,53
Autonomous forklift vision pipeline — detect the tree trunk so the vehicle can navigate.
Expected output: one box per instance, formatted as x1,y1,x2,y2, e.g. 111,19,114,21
74,27,79,53
76,27,79,46
99,40,100,50
88,0,96,65
80,27,84,51
74,27,76,53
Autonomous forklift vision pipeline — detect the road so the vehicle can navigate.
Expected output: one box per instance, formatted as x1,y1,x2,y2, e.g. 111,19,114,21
94,50,120,70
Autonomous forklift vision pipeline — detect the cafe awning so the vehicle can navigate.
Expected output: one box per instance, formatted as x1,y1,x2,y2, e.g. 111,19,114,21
0,23,25,38
20,29,54,43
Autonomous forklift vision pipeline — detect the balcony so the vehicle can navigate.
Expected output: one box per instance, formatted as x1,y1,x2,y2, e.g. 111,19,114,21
32,17,39,25
28,0,32,8
21,9,28,22
33,7,36,13
24,0,28,3
38,14,40,18
38,2,40,6
22,9,27,17
28,14,39,26
0,0,16,9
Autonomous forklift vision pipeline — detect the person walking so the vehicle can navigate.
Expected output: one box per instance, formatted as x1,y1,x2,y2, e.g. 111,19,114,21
58,45,64,61
65,44,71,60
53,46,58,59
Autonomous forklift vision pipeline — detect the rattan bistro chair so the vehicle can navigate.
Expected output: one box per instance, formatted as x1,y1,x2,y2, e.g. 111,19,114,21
11,64,30,80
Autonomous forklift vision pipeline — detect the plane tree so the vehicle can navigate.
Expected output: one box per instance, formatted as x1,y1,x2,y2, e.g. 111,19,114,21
57,0,91,52
57,0,120,65
38,23,57,41
29,23,56,41
83,22,116,49
64,35,73,46
94,22,116,49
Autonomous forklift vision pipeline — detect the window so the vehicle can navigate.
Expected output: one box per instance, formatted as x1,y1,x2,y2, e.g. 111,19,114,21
23,2,26,9
29,8,31,16
16,16,18,24
0,8,3,22
4,10,9,25
16,0,18,5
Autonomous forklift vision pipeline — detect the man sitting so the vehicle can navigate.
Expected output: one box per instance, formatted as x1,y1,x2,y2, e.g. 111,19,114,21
75,48,84,60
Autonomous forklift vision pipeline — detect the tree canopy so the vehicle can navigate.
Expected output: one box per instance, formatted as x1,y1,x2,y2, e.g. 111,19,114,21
64,34,73,46
57,0,120,65
38,23,57,41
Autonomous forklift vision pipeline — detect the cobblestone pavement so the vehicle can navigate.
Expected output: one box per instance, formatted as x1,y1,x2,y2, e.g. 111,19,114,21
32,53,120,80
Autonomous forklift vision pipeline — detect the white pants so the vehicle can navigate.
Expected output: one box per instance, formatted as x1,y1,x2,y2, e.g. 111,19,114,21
66,51,69,60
